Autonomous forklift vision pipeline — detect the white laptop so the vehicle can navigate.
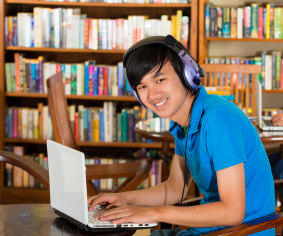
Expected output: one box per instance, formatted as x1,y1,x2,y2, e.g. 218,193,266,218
47,140,158,232
256,80,283,131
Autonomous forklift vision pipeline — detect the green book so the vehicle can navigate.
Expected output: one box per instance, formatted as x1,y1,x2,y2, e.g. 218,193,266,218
274,8,282,39
116,113,122,142
71,64,77,95
121,109,128,142
5,63,12,92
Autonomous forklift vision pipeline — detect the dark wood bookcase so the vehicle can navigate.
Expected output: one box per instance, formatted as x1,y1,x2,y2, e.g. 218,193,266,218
0,0,198,203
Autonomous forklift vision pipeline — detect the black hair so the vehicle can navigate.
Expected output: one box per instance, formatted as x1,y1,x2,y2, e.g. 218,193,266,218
124,43,186,91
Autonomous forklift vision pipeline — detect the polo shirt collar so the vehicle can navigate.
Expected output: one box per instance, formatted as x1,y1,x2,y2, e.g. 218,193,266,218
169,86,208,136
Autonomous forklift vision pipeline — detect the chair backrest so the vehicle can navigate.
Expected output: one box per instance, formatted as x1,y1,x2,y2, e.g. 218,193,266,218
200,64,261,117
46,71,79,150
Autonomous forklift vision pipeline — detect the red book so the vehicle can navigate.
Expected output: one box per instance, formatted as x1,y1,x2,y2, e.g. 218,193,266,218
14,53,21,92
280,59,283,90
103,66,108,95
98,66,104,95
74,112,79,141
56,64,61,72
258,7,263,39
84,18,89,49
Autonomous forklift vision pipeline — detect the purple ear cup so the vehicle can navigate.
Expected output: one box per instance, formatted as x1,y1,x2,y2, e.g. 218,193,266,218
124,35,205,105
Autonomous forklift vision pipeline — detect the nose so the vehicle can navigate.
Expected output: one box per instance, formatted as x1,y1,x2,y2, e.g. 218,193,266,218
147,85,159,102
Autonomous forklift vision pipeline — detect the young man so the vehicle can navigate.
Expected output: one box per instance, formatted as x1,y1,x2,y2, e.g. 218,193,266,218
88,35,275,235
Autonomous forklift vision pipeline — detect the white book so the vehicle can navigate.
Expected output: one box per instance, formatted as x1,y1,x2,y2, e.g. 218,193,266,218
237,8,243,39
24,13,32,47
42,8,51,47
78,105,85,141
107,19,112,50
103,102,110,142
79,17,84,49
92,19,98,50
69,105,76,133
21,108,28,139
117,19,124,50
112,65,118,96
264,55,272,90
33,7,43,47
17,13,25,47
53,8,62,48
43,106,49,139
161,15,168,36
76,63,84,95
66,8,73,49
33,109,39,139
65,64,71,95
127,16,133,47
123,19,128,49
26,109,32,139
71,14,80,49
112,20,117,50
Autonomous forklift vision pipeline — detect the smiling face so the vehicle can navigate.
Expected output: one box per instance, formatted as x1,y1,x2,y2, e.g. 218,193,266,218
136,60,195,126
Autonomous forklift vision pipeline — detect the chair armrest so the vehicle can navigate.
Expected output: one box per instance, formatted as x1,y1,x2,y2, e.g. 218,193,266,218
275,179,283,190
175,196,203,207
0,150,49,189
203,212,283,236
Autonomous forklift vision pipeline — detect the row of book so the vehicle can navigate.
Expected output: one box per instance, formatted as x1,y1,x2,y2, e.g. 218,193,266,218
205,3,283,39
45,0,190,3
204,51,283,90
5,103,171,142
5,8,189,49
4,146,48,188
4,145,165,190
5,54,131,96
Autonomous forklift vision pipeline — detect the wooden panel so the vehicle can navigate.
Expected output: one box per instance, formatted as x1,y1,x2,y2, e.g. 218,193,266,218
1,188,50,203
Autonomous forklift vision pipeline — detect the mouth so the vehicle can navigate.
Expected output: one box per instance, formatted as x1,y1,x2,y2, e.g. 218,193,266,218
154,98,168,107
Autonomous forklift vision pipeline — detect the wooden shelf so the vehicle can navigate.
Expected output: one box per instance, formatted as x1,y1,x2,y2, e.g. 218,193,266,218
5,0,191,8
5,92,138,101
205,38,283,42
262,90,283,94
5,46,126,54
4,138,175,149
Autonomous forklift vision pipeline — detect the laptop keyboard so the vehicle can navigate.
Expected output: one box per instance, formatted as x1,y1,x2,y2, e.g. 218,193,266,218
88,205,114,225
263,119,274,127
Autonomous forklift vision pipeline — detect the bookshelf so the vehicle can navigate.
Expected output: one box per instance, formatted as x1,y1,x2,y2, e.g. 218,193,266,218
0,0,198,203
198,0,283,113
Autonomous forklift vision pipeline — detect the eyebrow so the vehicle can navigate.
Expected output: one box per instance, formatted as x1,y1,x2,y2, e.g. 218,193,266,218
152,71,164,79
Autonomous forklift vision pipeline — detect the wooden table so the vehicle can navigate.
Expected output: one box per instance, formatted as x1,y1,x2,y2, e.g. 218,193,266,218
0,204,135,236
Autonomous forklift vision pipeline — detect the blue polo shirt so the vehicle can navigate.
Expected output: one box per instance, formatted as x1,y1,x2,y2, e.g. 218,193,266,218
169,86,275,235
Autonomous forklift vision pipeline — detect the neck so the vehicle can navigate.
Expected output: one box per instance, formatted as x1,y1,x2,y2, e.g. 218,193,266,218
174,92,195,127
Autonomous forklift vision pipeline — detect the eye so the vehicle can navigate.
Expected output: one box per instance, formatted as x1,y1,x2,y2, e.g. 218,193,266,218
137,85,146,90
157,78,165,83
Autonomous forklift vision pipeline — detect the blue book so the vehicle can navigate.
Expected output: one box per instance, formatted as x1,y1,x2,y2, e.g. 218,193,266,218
8,108,13,138
92,159,100,189
93,66,98,95
84,62,89,95
88,108,92,141
35,62,40,92
117,62,124,96
99,109,104,142
31,62,36,92
83,109,88,141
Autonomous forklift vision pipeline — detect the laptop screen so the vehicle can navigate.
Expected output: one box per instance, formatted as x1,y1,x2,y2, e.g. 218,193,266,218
47,140,89,225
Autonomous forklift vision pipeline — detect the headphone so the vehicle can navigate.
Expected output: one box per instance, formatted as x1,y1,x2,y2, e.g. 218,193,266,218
123,35,205,105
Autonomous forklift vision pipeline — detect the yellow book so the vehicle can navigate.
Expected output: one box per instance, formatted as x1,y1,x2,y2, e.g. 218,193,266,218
266,4,270,39
93,109,100,142
171,15,177,39
176,10,183,41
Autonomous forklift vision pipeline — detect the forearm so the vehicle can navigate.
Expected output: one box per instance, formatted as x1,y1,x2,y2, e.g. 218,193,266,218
155,201,244,227
120,180,186,206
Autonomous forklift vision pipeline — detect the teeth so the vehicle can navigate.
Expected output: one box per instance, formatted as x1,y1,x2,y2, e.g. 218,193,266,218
155,98,168,107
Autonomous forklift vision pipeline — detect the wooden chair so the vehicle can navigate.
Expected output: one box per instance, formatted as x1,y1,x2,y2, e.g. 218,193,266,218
0,150,49,189
46,71,152,196
200,64,261,117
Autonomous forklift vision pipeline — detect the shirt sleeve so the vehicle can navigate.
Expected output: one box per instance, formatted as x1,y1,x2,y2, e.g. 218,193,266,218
203,109,248,171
